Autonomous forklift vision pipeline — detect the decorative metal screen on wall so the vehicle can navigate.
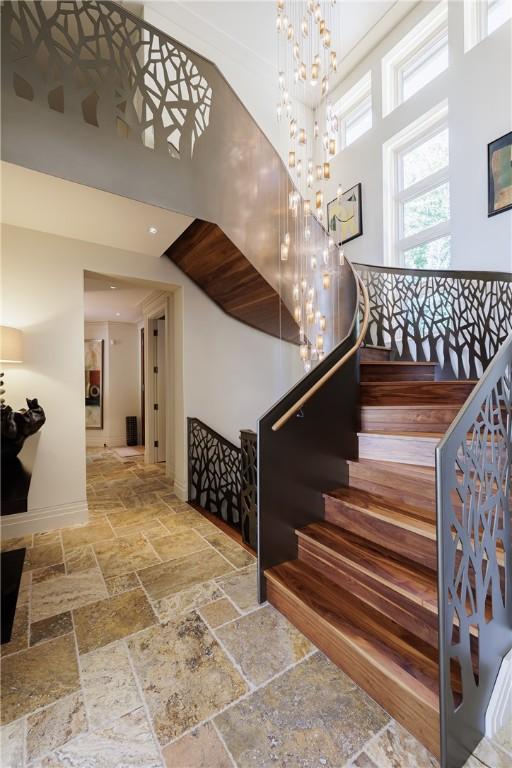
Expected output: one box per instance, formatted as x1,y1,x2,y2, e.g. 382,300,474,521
187,418,241,528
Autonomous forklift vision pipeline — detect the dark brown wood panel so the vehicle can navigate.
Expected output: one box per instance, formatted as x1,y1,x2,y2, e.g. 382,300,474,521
347,459,436,510
265,560,441,758
165,219,299,344
359,345,391,362
361,361,437,382
361,380,476,406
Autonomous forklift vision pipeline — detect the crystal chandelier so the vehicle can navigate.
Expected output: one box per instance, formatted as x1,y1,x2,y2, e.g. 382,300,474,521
276,0,345,373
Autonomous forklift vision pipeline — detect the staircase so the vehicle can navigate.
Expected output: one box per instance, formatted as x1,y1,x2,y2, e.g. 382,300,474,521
264,346,480,760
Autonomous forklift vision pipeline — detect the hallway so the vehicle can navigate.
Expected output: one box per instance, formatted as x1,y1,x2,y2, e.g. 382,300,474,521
0,450,509,768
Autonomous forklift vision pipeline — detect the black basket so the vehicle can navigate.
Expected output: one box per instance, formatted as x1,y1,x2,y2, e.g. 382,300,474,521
126,416,137,447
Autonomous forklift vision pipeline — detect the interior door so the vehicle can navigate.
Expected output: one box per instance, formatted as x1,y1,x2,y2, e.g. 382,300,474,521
155,318,166,463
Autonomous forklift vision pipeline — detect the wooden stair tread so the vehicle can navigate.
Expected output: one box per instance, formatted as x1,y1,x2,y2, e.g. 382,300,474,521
296,522,438,613
265,560,441,702
359,430,443,439
326,486,436,528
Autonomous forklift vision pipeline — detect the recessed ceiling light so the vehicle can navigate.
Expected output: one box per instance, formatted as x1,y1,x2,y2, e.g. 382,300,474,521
110,285,117,290
115,312,121,317
148,225,158,235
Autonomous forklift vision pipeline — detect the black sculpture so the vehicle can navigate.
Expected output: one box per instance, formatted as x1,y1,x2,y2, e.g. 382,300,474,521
1,398,46,459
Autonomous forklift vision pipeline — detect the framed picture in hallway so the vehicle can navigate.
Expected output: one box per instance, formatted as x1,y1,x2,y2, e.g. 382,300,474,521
327,183,363,245
488,131,512,216
85,339,104,429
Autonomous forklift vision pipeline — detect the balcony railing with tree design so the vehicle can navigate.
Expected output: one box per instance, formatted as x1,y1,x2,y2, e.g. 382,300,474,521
355,263,512,380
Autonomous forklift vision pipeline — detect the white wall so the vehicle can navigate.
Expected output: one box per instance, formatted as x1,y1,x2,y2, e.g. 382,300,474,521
84,321,141,448
1,223,301,536
315,2,512,272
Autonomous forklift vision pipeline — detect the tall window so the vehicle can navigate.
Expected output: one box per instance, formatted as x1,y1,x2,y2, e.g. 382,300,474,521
383,102,450,268
382,2,449,116
333,72,372,151
464,0,512,51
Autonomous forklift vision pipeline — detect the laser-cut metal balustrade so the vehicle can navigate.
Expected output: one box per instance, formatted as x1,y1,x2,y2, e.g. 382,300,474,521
240,430,257,549
187,418,241,528
355,263,512,380
436,333,512,768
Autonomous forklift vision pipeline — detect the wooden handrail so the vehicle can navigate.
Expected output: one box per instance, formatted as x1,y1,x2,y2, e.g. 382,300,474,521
272,274,370,432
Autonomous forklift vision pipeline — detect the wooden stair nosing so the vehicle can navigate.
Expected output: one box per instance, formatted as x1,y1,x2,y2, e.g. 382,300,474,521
265,560,441,758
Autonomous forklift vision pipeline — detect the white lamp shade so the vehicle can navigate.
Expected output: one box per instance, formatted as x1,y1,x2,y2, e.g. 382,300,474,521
0,326,23,363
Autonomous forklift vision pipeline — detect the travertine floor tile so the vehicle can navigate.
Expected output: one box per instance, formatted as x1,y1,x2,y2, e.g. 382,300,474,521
152,581,224,622
26,691,87,763
204,532,256,569
23,542,63,572
159,510,211,532
32,708,162,768
65,544,97,574
32,563,66,584
349,722,438,767
112,519,169,540
0,718,25,768
33,531,61,547
105,572,140,596
216,564,259,613
215,652,389,767
93,532,160,578
200,597,240,628
162,722,232,768
215,604,314,685
150,529,209,562
30,611,73,646
81,642,140,728
127,612,247,744
31,567,108,622
61,521,114,550
73,587,157,654
0,634,80,724
138,548,234,601
1,535,32,552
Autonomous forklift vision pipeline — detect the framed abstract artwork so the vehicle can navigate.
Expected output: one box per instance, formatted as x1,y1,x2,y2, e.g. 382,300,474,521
85,339,104,429
488,132,512,217
327,183,363,244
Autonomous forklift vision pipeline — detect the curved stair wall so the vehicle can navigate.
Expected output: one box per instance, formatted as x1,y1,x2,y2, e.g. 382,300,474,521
1,0,355,352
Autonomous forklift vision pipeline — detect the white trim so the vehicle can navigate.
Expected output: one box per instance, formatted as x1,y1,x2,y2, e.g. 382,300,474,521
1,500,88,539
382,1,449,116
485,647,512,738
382,100,449,266
173,478,188,502
334,71,372,152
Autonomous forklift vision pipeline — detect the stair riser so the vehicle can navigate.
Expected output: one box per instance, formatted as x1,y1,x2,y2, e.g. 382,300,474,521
361,406,459,434
358,434,437,467
347,477,435,512
298,542,438,648
324,497,437,570
348,462,436,507
361,364,436,383
267,577,440,759
361,381,474,406
360,348,391,362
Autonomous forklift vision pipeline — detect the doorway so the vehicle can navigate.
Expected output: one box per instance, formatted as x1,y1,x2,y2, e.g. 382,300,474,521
148,316,166,463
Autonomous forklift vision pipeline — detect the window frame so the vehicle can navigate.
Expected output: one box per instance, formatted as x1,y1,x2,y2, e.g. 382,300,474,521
382,1,449,116
464,0,512,51
383,100,450,267
333,71,372,152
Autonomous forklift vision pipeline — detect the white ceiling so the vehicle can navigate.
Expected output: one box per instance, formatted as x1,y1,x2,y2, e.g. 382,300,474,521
0,162,192,257
152,1,416,105
84,273,153,323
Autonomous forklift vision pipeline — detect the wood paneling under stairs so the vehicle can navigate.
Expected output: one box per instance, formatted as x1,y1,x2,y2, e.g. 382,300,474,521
164,219,299,344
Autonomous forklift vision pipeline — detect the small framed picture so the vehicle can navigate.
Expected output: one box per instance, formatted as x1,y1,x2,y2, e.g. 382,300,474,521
488,131,512,217
327,183,363,244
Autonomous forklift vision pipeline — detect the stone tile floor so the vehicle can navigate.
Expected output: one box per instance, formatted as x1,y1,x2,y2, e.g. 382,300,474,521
1,449,510,768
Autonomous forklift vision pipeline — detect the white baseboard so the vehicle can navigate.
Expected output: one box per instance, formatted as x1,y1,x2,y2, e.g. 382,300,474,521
174,478,187,501
486,648,512,738
1,500,88,539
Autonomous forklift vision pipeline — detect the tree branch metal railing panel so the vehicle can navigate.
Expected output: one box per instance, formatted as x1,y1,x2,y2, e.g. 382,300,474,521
187,418,241,528
240,429,257,549
436,333,512,768
355,263,512,380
